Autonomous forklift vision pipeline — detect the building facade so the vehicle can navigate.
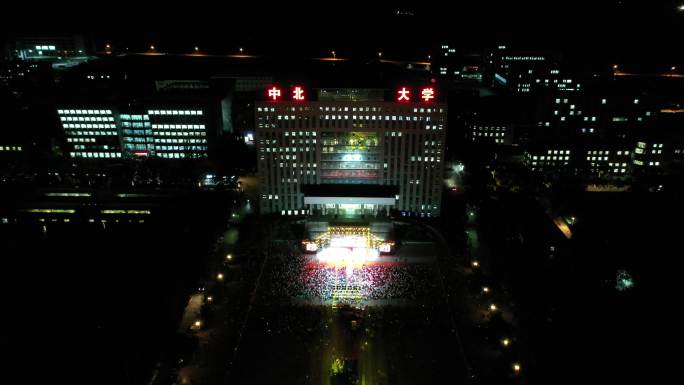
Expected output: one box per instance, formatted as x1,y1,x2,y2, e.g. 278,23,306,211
256,87,446,217
57,105,209,159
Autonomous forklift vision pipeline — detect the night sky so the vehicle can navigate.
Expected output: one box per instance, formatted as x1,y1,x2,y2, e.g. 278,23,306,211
4,1,683,64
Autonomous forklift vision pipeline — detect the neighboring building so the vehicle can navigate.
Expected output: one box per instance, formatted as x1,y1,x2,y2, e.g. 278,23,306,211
524,147,572,172
146,107,209,159
57,105,210,159
584,147,632,178
8,34,93,70
632,140,665,170
468,123,514,145
256,86,446,217
489,47,579,94
58,107,122,159
435,44,483,82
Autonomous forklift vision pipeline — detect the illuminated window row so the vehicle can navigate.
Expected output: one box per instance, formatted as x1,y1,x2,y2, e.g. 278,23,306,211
0,146,22,151
154,138,206,144
101,209,151,215
66,131,117,136
61,116,115,122
70,152,122,158
63,124,116,129
153,131,206,137
532,155,570,161
25,208,75,214
158,152,208,159
156,145,207,151
147,110,203,115
58,109,112,115
151,124,205,129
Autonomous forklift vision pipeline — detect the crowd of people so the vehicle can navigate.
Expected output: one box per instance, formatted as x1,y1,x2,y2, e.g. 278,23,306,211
264,244,438,303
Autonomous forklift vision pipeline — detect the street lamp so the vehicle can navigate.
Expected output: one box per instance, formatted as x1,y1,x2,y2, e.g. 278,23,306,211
226,254,233,261
513,363,521,374
378,52,382,58
194,320,202,328
489,304,497,312
194,46,199,52
332,50,336,59
206,296,213,303
471,260,480,268
502,338,511,347
482,286,490,293
150,45,155,50
217,273,224,280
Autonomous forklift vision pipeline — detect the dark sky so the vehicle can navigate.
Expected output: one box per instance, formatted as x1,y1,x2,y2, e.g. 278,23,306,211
4,1,683,64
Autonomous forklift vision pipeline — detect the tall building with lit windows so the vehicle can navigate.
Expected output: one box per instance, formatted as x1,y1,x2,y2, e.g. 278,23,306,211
256,86,447,218
58,108,122,159
57,105,210,159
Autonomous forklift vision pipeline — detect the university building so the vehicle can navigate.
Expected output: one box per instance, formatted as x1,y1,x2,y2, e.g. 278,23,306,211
256,86,447,218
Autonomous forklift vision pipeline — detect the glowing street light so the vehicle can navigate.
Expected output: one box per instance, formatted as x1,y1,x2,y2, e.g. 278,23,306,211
217,273,224,281
378,52,382,58
482,286,490,293
105,44,111,49
678,4,684,12
194,46,199,52
194,320,202,328
226,254,233,261
502,338,511,347
612,64,618,70
206,296,213,303
471,260,480,268
513,363,521,374
150,45,155,50
239,47,244,53
489,304,497,312
331,50,336,59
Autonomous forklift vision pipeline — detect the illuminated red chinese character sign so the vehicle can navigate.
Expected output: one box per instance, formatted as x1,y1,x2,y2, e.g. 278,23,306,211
267,86,282,101
396,87,411,102
421,87,435,102
292,86,305,101
264,85,435,102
